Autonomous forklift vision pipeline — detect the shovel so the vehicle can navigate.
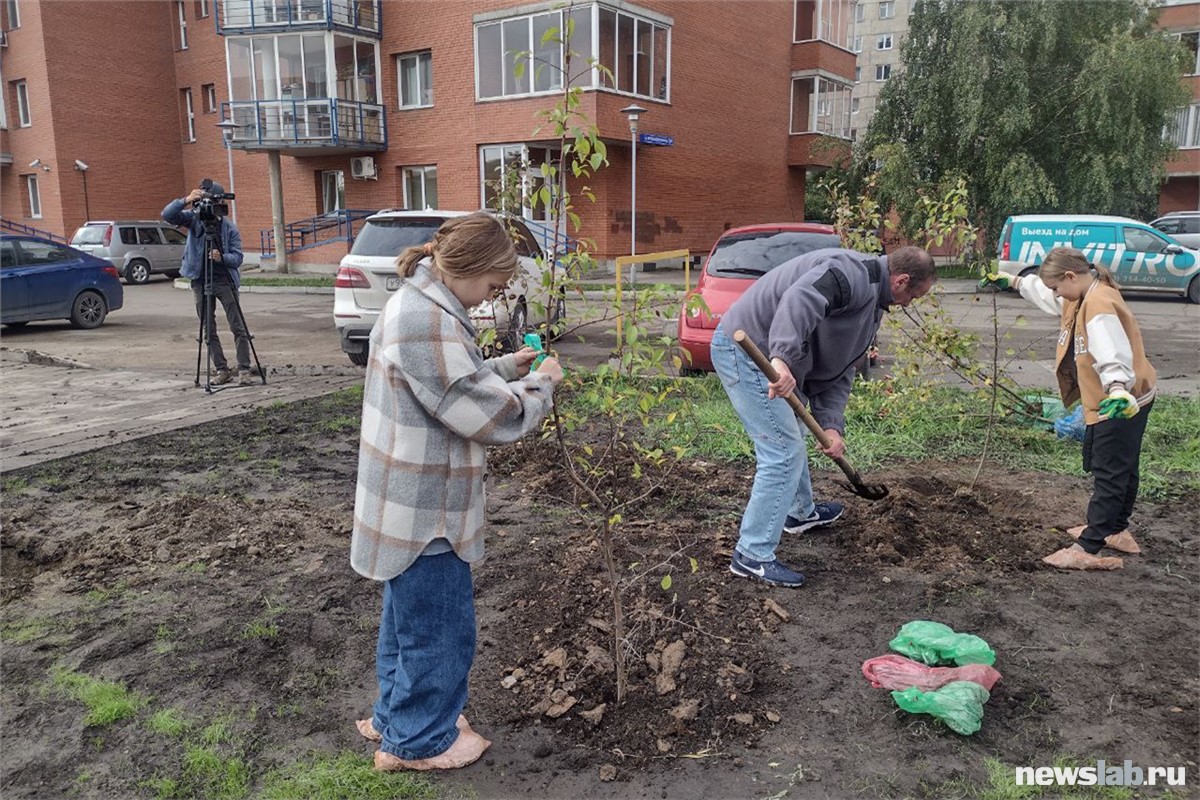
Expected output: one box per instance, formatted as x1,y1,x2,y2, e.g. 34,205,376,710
734,330,889,501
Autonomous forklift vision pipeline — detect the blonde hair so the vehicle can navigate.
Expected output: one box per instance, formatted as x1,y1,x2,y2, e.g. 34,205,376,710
396,212,519,280
1039,247,1119,289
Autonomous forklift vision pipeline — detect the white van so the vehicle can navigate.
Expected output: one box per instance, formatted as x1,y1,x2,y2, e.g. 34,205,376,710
997,214,1200,303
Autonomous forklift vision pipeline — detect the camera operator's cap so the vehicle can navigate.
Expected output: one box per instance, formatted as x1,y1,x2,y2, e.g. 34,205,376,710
199,178,226,195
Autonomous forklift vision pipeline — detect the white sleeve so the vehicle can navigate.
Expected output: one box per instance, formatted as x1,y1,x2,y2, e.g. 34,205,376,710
1086,313,1136,390
1016,274,1063,316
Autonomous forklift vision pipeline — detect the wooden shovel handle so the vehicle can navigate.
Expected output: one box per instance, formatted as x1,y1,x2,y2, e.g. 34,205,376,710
732,330,834,449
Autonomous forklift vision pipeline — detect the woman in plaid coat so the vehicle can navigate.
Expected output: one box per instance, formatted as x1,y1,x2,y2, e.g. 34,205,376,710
351,213,563,770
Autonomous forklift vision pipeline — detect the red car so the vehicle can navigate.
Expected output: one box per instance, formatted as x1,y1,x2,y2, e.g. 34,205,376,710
677,222,840,373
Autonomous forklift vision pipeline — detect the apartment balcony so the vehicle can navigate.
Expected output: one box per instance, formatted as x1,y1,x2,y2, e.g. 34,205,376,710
218,0,380,37
788,132,850,168
222,98,385,156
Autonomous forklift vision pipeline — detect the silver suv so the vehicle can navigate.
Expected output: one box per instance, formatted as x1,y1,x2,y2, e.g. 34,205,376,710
1150,211,1200,250
70,221,188,284
333,210,566,366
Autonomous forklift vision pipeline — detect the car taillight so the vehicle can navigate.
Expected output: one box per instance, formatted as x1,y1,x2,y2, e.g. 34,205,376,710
334,267,370,289
1001,240,1010,261
101,265,120,278
102,225,113,247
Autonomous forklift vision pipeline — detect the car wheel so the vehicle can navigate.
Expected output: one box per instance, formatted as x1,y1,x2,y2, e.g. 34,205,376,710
126,260,151,285
69,291,107,329
1188,275,1200,305
504,302,528,352
348,349,369,367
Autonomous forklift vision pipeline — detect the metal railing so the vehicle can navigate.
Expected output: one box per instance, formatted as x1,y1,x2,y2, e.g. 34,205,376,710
259,208,374,257
222,98,385,149
520,217,580,258
1,218,68,243
218,0,380,34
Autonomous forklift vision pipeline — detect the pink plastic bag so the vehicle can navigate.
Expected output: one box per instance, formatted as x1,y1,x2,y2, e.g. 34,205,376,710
862,654,1001,692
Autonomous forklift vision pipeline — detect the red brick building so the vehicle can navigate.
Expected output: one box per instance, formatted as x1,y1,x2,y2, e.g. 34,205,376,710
0,0,857,265
1158,0,1200,214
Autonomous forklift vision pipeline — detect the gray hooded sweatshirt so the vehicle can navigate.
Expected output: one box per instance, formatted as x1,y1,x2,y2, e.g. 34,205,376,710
719,248,894,433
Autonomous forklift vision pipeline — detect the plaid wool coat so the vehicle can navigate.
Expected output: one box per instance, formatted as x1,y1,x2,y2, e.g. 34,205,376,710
351,263,555,580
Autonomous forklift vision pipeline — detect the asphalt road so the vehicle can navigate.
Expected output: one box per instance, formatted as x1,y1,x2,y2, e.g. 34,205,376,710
1,280,1196,471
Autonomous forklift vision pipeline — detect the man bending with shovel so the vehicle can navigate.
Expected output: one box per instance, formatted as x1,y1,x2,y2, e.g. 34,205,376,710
711,246,936,587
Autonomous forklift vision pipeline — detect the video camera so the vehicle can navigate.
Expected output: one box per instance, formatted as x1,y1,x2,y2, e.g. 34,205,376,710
195,178,236,221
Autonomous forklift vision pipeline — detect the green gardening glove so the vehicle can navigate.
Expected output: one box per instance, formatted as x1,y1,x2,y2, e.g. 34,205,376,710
1098,387,1139,419
978,271,1018,291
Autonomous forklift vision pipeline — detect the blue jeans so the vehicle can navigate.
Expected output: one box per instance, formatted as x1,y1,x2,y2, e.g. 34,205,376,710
711,327,815,562
372,551,476,760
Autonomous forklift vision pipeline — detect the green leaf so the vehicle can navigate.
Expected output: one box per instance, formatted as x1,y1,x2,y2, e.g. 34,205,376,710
689,557,699,574
660,574,672,591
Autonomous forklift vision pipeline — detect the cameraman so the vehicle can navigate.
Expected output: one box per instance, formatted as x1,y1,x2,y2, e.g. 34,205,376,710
162,182,252,386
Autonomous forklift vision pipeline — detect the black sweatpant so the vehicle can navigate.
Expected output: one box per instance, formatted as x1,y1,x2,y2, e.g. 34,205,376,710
1079,402,1152,554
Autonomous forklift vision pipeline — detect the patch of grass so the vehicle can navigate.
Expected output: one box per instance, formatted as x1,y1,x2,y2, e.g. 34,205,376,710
236,449,250,461
241,275,334,288
153,624,177,655
51,666,145,726
147,708,192,738
2,476,29,493
240,620,279,640
85,579,130,606
565,376,1200,500
179,743,250,800
1,618,49,644
317,414,359,433
930,756,1136,799
259,751,437,800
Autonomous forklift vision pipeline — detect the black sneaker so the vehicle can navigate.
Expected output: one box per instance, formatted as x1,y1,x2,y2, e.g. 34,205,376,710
784,501,845,534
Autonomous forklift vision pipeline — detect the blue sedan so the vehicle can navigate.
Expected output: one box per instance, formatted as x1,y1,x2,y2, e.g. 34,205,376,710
1,235,124,329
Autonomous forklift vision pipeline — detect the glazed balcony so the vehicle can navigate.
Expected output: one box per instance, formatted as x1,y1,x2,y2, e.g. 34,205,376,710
218,0,380,37
222,98,385,156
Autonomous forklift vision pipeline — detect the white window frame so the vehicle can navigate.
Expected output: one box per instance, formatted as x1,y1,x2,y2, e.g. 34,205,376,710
322,170,345,213
876,33,893,50
197,0,209,18
397,51,433,109
0,68,6,130
1176,31,1200,76
1167,102,1200,149
183,88,196,141
852,34,862,53
15,80,30,127
203,83,217,113
26,174,41,219
851,96,860,114
789,74,853,138
854,2,864,23
855,65,861,83
177,0,188,49
879,1,895,19
849,128,858,142
474,3,672,104
6,0,19,29
402,165,438,209
792,0,856,50
876,63,891,81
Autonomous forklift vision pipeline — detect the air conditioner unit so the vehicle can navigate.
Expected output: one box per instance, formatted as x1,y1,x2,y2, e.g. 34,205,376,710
350,156,377,180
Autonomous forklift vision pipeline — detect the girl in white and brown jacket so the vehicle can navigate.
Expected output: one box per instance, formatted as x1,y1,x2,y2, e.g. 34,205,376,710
988,247,1156,571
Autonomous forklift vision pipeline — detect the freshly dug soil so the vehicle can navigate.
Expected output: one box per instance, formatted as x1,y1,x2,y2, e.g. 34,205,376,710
2,393,1196,799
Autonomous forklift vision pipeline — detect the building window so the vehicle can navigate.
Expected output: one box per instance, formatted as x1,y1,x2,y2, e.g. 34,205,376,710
849,128,858,141
1167,102,1200,149
25,174,41,219
790,75,852,138
177,0,188,49
321,170,345,214
402,166,438,209
1178,32,1199,76
195,0,209,18
854,2,864,23
397,51,433,108
877,33,893,50
476,3,669,102
182,88,196,141
0,74,6,130
855,66,861,83
202,83,217,113
793,0,856,50
879,1,895,19
876,63,891,81
480,144,560,221
15,80,30,127
5,0,19,29
852,35,862,53
851,97,860,114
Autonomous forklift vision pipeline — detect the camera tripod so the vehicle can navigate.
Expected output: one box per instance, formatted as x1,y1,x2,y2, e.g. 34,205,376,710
194,219,266,393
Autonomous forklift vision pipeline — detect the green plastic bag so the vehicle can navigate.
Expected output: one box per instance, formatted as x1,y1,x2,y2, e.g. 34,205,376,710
889,621,996,667
891,681,990,735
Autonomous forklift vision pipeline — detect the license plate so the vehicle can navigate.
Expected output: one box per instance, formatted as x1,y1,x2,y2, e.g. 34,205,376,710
385,276,400,291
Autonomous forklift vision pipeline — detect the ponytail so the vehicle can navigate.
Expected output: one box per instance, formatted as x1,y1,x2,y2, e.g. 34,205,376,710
396,245,427,278
1091,261,1119,289
393,213,517,282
